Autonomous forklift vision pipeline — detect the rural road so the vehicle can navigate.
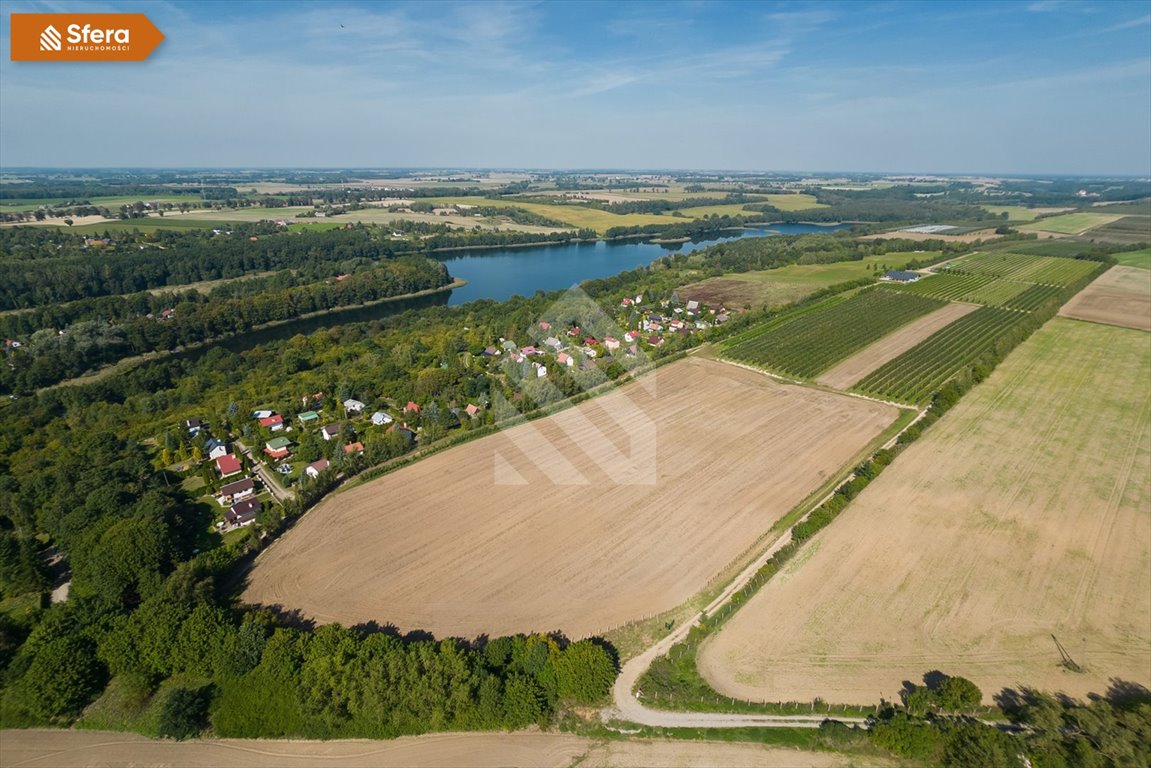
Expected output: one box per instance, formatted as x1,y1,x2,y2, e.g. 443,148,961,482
604,524,867,730
235,440,294,504
603,369,930,730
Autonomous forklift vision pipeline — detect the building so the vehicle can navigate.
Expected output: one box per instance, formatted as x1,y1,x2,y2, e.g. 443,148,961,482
343,399,366,414
371,411,394,426
298,410,320,425
321,423,342,441
218,478,255,504
264,436,292,459
215,454,242,479
305,459,330,479
226,498,261,527
884,270,922,283
258,414,284,431
205,437,229,461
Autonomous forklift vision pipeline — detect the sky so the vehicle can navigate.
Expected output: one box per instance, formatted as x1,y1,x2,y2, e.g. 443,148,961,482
0,0,1149,174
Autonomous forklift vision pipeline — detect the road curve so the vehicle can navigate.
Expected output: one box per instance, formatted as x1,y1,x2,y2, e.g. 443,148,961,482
603,367,929,729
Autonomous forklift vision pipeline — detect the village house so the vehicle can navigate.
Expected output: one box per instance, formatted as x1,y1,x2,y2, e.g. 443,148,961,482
215,453,242,479
218,477,255,505
557,352,574,367
259,414,284,431
343,398,366,414
404,401,420,415
543,336,563,351
253,409,274,420
298,410,320,425
371,411,394,426
603,337,621,351
305,458,330,479
183,418,203,435
321,423,342,441
264,436,292,459
343,441,365,456
226,498,261,528
465,403,481,418
205,437,229,461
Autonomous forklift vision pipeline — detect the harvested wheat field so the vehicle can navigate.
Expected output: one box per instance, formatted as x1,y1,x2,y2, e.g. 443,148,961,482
245,357,898,639
817,302,979,390
700,318,1151,705
1058,265,1151,331
0,730,891,768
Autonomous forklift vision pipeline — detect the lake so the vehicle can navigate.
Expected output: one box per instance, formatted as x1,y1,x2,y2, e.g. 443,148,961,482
441,223,848,305
213,224,847,352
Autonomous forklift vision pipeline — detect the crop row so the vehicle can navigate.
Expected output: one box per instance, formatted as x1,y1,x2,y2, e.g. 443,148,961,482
724,288,945,378
893,272,1033,306
945,252,1097,286
1002,283,1063,311
854,307,1028,404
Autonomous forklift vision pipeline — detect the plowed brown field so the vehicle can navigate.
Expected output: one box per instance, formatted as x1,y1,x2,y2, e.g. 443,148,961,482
244,357,898,639
1058,265,1151,331
699,319,1151,704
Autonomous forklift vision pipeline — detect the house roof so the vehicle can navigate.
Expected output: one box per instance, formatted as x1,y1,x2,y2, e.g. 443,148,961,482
220,478,254,496
885,270,921,282
298,410,320,421
216,454,242,476
344,441,364,454
266,436,292,450
321,423,341,437
306,459,330,473
343,399,365,410
230,498,261,515
259,415,283,427
404,401,420,413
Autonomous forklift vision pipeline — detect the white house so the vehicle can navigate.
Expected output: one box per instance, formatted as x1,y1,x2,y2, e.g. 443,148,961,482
343,398,366,414
371,411,393,426
305,459,330,479
321,424,341,441
205,438,229,461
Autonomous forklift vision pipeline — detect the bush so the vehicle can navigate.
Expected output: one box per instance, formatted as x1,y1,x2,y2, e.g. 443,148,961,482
156,684,213,739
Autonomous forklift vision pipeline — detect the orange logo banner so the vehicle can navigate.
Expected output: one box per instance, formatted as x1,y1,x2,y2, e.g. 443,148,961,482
10,13,164,61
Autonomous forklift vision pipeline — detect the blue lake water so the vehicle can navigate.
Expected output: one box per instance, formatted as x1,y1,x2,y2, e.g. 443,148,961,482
441,223,848,305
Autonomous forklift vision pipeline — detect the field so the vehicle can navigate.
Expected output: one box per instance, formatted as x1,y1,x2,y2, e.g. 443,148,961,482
944,251,1100,285
854,306,1028,404
425,196,686,234
1058,265,1151,331
1083,215,1151,245
722,289,946,379
699,318,1151,705
1018,212,1124,235
816,303,979,390
0,730,888,768
857,228,1002,243
164,206,570,234
243,357,898,639
1115,248,1151,269
679,254,934,310
890,272,1030,306
981,205,1073,222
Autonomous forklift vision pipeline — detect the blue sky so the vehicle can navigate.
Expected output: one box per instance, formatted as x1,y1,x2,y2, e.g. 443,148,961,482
1,0,1148,174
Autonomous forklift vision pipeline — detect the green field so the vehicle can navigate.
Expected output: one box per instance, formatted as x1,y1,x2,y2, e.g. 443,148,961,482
891,272,1028,306
64,218,240,234
1085,216,1151,245
1018,211,1124,235
681,253,935,309
1115,248,1151,269
854,306,1030,404
723,288,946,379
425,196,676,234
945,251,1099,285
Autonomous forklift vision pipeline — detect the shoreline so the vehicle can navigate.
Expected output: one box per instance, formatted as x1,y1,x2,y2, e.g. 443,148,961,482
35,278,466,394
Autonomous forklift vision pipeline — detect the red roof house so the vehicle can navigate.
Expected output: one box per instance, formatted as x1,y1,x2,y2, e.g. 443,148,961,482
215,454,242,478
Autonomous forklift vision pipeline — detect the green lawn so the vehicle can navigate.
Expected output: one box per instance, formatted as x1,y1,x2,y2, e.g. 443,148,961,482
680,253,934,309
0,195,194,212
64,218,235,234
1115,248,1151,270
1018,212,1124,235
